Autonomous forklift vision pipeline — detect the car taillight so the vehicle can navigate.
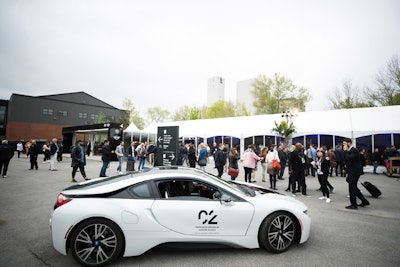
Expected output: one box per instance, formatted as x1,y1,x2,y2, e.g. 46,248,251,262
54,193,72,209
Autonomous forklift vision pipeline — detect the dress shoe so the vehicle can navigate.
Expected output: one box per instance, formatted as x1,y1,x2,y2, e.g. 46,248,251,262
359,201,370,207
345,205,358,210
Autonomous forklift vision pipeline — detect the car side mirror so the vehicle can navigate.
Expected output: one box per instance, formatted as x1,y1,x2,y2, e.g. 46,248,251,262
220,194,231,203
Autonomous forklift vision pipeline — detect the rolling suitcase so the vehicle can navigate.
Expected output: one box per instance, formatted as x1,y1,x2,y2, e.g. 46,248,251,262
361,181,382,198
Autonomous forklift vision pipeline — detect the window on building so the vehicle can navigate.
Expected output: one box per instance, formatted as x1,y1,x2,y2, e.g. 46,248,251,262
43,108,53,115
58,110,68,117
0,106,6,124
79,113,87,119
91,114,98,120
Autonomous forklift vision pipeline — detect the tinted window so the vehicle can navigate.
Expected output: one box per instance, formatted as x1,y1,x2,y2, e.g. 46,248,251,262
128,183,152,198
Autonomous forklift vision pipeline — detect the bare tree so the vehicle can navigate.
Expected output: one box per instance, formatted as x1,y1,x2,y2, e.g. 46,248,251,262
365,55,400,106
328,78,373,109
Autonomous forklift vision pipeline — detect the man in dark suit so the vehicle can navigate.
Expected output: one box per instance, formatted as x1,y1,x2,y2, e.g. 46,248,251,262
288,143,309,197
214,143,227,178
343,138,369,209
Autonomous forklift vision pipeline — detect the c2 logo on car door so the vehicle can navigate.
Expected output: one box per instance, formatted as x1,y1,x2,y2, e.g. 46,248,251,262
196,210,219,234
198,210,217,224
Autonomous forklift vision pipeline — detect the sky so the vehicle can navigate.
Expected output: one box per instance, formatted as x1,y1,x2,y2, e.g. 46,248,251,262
1,0,399,116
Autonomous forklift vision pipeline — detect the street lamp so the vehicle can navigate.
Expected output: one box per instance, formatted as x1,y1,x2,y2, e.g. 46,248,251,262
281,109,297,123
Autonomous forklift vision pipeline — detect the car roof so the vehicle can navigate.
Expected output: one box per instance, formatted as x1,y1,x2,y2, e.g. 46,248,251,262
62,166,213,195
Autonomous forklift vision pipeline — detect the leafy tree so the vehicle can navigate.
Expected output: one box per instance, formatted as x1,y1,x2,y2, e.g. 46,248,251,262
146,107,170,123
251,73,310,114
271,120,296,146
172,106,202,121
206,100,249,119
328,78,374,109
365,55,400,106
122,98,145,130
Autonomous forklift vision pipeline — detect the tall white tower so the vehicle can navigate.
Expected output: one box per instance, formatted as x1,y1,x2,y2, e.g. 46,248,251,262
207,76,225,106
236,78,256,115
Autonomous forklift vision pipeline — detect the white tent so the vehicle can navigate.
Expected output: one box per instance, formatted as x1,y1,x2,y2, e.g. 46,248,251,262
123,123,140,142
140,105,400,153
124,122,140,133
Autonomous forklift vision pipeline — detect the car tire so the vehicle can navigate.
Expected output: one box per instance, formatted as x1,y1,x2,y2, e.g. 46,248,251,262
70,218,125,267
258,211,296,253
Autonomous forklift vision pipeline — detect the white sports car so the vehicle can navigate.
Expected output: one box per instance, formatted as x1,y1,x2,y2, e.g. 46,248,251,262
50,167,311,266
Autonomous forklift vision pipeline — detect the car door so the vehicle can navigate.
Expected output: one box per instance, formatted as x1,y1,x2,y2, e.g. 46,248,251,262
151,178,255,236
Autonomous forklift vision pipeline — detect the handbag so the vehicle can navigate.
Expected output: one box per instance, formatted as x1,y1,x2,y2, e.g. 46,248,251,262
198,158,207,166
127,156,135,162
271,158,281,170
228,167,239,178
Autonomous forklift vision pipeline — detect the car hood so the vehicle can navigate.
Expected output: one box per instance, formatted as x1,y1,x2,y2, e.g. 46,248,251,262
247,191,309,212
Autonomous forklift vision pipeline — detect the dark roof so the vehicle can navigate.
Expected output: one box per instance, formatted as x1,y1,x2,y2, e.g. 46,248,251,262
11,92,121,110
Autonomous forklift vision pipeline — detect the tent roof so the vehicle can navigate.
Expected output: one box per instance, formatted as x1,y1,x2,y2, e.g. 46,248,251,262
124,122,140,133
140,105,400,139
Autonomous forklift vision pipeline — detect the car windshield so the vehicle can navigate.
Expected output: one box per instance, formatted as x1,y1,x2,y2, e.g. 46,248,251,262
202,172,256,197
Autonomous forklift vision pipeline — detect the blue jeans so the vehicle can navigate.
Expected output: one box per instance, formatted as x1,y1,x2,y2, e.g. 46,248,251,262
138,157,145,170
100,160,110,177
373,161,378,174
117,157,123,172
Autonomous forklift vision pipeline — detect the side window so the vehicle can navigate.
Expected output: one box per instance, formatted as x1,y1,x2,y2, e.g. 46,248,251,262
128,182,152,198
156,179,221,200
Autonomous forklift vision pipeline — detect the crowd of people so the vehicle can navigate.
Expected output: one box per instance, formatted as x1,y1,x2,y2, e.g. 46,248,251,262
2,137,399,209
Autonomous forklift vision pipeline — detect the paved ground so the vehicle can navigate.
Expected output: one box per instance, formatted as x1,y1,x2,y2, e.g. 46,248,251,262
1,155,400,267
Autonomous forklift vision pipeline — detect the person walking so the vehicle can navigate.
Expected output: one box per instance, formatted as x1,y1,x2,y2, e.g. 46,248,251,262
28,140,39,170
214,143,227,178
197,143,208,171
115,141,125,174
188,143,197,168
0,140,14,178
16,141,24,158
86,141,91,157
127,141,137,172
71,140,89,182
49,138,58,171
289,143,309,197
343,138,369,209
285,145,296,192
242,144,262,183
228,147,240,180
57,143,63,162
314,150,331,203
277,143,288,180
371,147,382,174
42,142,50,162
99,140,114,177
265,144,280,190
136,143,147,171
260,147,268,182
334,145,344,177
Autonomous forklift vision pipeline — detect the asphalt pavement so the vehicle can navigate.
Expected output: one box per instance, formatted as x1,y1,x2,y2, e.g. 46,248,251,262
1,154,399,267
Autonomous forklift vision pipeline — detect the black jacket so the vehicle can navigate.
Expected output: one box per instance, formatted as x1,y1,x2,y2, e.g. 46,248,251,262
344,147,362,178
288,149,305,173
50,143,58,155
28,144,39,157
0,144,14,161
101,145,112,162
214,149,227,167
71,145,86,166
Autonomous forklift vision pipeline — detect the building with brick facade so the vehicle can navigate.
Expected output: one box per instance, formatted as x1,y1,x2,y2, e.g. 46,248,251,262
5,92,126,143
